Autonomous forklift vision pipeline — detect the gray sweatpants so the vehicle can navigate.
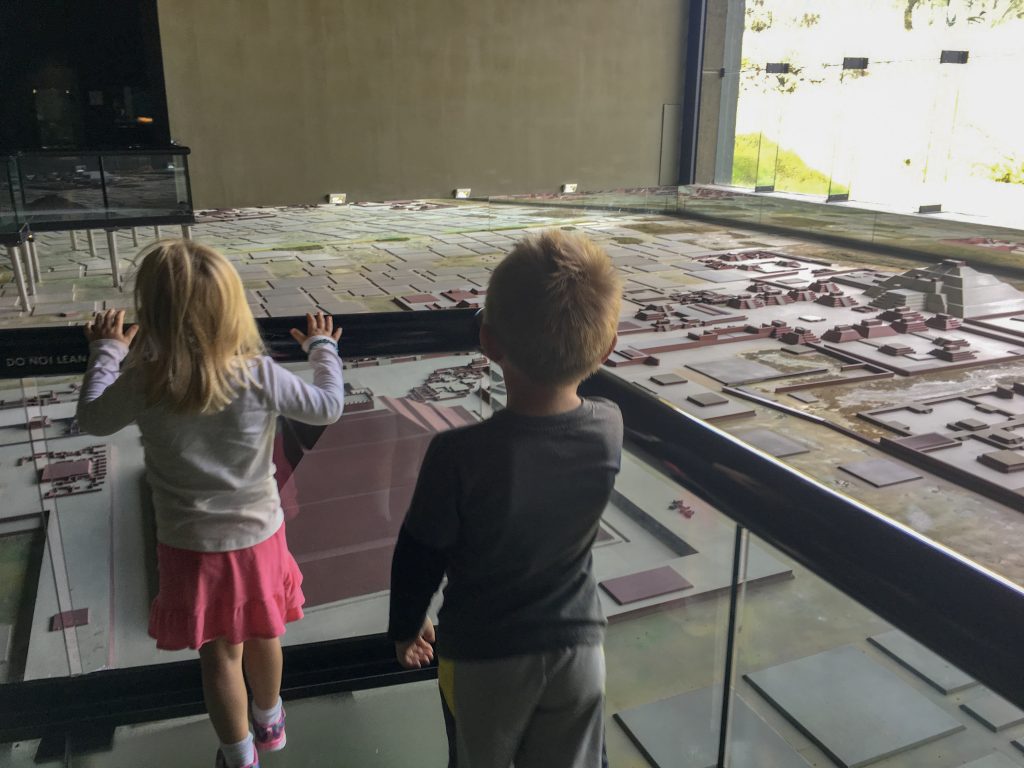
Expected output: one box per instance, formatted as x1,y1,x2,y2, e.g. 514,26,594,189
438,645,606,768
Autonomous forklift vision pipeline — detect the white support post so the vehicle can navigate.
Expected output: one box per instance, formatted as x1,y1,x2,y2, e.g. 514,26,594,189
153,225,160,240
7,246,32,313
70,230,79,251
131,227,139,246
181,224,193,240
105,230,120,288
27,239,41,284
87,229,97,258
19,242,36,296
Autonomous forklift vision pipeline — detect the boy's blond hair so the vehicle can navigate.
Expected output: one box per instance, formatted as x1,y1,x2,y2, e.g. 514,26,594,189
484,230,622,385
128,239,265,414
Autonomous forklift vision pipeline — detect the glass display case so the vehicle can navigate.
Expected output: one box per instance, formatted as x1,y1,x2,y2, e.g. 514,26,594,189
1,149,193,234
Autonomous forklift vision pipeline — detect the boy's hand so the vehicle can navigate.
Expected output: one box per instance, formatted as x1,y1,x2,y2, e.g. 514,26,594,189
85,309,138,346
290,311,342,345
395,617,436,669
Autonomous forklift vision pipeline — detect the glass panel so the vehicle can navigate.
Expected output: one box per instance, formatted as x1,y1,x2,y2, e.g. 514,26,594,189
0,376,75,682
729,532,1017,767
102,153,191,220
0,158,21,234
17,156,106,225
0,353,489,680
4,680,449,767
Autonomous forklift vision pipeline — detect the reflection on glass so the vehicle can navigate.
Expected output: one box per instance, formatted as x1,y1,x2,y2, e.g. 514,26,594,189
18,156,106,224
729,532,1010,767
102,154,191,219
0,353,490,679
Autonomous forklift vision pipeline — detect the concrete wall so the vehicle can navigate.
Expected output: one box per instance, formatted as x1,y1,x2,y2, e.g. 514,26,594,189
157,0,688,209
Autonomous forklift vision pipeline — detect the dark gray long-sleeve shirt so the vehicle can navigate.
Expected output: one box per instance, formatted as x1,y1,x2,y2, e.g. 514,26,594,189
389,397,623,659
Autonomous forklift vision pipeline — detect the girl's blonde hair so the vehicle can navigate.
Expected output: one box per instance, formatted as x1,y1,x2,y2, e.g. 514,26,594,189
128,239,264,414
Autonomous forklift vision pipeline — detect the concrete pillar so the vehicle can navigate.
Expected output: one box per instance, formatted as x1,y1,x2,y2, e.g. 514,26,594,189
153,225,160,240
70,230,79,251
105,230,120,288
131,227,139,246
181,224,193,240
7,246,32,313
86,229,97,258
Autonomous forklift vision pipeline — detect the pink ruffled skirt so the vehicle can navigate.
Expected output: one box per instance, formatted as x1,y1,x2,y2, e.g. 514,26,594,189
148,523,305,650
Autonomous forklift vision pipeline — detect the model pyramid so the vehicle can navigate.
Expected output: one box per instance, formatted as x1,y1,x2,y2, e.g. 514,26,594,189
864,260,1024,318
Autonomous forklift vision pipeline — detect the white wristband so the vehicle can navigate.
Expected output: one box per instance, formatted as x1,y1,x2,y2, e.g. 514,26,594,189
302,335,337,354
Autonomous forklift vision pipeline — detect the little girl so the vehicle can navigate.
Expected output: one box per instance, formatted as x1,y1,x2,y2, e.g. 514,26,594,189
77,239,345,768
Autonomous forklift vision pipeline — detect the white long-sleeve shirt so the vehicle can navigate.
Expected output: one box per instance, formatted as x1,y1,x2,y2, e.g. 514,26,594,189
77,337,345,552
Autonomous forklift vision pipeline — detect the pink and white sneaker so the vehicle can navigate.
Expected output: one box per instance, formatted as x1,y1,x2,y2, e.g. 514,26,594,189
253,705,287,753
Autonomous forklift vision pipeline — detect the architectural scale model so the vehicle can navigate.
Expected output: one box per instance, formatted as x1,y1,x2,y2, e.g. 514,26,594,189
3,199,1024,766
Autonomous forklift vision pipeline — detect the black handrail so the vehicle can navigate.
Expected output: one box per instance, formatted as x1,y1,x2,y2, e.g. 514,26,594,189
0,309,481,379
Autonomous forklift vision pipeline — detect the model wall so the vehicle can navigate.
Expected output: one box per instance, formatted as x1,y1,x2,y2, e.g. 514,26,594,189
156,0,688,208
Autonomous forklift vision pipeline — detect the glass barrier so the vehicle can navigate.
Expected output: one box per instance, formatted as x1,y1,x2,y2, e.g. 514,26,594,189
0,352,490,680
100,154,191,222
3,680,450,768
1,158,21,238
729,533,1024,768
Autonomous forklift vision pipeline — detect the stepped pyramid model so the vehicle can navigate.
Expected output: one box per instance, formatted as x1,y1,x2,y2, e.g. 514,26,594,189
865,260,1024,318
274,396,476,607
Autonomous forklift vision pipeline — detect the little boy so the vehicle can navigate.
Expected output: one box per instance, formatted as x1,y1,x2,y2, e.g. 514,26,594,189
387,230,624,768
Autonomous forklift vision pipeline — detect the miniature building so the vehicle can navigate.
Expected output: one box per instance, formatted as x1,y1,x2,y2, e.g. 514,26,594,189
808,280,842,294
823,325,861,343
926,313,963,331
815,292,858,308
787,290,817,302
727,295,765,310
409,360,489,402
880,343,915,356
989,430,1024,447
50,608,89,632
947,418,988,431
877,306,929,333
651,373,687,386
687,392,728,407
929,338,976,362
978,450,1024,473
865,260,1024,317
441,288,486,303
606,347,659,367
779,327,821,345
769,325,793,340
853,319,897,339
41,459,92,483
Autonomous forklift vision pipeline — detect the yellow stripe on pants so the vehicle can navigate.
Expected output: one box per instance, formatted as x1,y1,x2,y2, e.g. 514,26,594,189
438,656,456,713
